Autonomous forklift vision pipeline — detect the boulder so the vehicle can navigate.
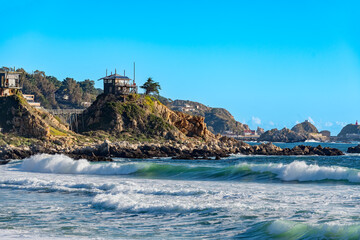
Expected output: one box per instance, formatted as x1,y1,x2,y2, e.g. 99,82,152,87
347,145,360,153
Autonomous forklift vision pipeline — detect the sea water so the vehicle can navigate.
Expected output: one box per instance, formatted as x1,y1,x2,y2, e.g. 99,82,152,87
1,142,360,239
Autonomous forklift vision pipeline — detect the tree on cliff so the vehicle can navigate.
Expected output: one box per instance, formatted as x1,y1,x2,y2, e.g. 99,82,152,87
140,77,161,95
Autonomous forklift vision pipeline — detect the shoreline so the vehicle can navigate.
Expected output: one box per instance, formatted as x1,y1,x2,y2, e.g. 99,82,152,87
0,138,347,164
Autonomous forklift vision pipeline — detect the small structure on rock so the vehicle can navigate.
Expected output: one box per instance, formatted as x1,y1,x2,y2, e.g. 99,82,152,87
0,70,21,97
23,94,41,108
99,66,137,97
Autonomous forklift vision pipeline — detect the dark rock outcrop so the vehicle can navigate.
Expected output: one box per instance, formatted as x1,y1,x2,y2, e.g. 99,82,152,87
0,139,344,163
347,145,360,153
258,128,306,143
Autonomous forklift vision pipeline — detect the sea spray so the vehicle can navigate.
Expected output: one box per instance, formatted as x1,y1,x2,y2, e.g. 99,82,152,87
241,161,360,182
20,154,141,175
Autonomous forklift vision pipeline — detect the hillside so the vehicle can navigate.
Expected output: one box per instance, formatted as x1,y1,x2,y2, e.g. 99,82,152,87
158,98,250,135
0,94,70,139
337,124,360,141
77,94,216,142
1,67,102,109
291,120,318,134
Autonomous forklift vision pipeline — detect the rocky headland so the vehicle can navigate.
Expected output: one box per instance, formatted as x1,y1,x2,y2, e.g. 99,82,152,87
337,124,360,142
0,94,345,164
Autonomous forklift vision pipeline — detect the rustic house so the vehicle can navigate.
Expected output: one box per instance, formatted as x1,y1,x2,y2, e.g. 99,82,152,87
99,70,137,96
0,71,21,97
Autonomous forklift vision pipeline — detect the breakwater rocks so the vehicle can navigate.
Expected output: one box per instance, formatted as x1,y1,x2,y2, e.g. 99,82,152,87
0,139,344,163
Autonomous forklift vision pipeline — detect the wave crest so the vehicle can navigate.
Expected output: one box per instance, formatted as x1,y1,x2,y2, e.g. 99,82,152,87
20,154,141,175
16,154,360,184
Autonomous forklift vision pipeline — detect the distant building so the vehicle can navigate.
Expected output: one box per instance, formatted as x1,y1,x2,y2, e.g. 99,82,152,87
23,94,41,108
99,70,137,96
0,71,21,97
244,129,256,136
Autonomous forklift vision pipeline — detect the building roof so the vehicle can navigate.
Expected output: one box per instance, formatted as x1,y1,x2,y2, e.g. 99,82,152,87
99,74,131,81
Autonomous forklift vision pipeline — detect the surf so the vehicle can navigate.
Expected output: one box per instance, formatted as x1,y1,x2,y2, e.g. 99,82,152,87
10,154,360,184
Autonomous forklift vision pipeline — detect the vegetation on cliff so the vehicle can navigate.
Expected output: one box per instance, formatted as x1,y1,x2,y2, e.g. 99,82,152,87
1,67,102,109
0,94,70,139
76,94,215,142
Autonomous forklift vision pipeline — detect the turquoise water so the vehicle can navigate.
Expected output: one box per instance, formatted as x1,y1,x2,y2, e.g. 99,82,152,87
1,143,360,239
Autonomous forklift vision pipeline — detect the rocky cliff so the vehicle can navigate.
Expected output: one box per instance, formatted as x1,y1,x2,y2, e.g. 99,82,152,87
337,124,360,141
159,98,250,135
77,94,216,142
0,94,69,139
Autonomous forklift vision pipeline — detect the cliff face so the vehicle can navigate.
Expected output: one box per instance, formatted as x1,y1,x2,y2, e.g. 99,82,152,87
0,95,69,138
77,94,216,142
159,99,250,135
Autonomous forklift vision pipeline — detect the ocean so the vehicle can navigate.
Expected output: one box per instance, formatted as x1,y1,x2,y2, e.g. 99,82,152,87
1,142,360,239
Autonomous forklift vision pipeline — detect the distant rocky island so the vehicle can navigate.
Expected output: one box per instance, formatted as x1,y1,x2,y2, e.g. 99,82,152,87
337,123,360,142
258,120,330,143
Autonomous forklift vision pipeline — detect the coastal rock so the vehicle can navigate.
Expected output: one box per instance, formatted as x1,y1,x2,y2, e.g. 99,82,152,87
258,128,306,143
77,94,216,142
259,120,329,143
347,145,360,153
0,95,70,139
291,120,318,134
337,124,360,141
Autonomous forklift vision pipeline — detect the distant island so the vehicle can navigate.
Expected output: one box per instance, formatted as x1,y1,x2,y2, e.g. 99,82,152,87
0,67,358,163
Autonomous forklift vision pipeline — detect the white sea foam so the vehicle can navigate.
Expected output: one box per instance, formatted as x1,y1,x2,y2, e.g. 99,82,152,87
239,161,360,182
19,154,141,175
305,139,321,143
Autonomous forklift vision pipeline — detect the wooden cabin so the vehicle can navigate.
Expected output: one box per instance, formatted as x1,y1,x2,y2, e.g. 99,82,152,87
0,71,22,97
99,72,137,95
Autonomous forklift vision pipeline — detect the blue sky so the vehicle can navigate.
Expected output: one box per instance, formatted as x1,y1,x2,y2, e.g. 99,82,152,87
1,0,359,134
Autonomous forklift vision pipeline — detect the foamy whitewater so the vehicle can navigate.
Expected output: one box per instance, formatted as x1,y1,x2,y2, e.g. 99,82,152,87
1,142,360,239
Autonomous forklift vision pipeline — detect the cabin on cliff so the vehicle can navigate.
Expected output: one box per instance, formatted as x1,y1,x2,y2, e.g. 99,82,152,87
99,69,137,97
0,70,21,97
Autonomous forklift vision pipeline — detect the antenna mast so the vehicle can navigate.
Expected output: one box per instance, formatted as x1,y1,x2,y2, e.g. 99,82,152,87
133,62,135,84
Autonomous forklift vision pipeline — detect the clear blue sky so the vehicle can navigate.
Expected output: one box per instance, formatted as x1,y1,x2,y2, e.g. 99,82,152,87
1,0,359,134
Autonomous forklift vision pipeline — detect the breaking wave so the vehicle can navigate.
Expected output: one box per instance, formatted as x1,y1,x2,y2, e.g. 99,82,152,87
16,154,360,184
19,154,141,175
265,220,360,239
